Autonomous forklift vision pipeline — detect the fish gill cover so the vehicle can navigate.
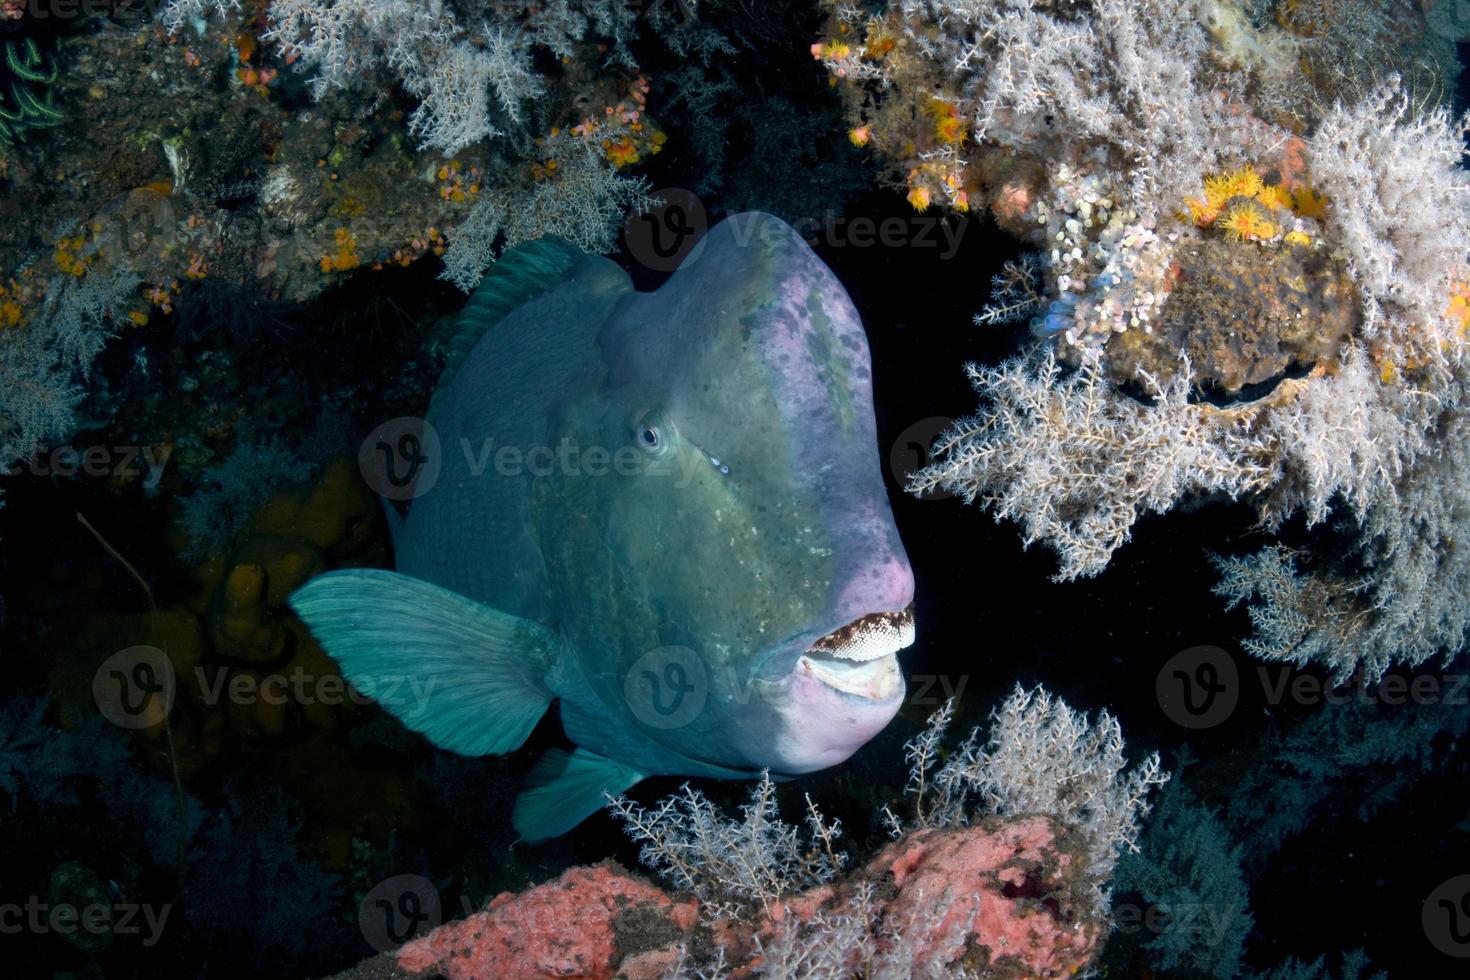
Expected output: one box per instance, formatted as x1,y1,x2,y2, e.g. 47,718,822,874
0,1,1464,977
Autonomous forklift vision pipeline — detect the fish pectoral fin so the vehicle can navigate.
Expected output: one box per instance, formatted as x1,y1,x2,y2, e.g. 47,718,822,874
287,569,554,756
512,748,644,840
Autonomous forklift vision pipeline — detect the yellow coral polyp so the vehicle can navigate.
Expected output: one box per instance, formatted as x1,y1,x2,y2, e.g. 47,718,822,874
1447,282,1470,337
1197,166,1267,218
863,20,897,58
927,100,966,145
1190,166,1283,227
1224,165,1265,201
1278,0,1331,37
0,280,23,329
907,186,932,211
319,228,359,273
1256,184,1294,211
1184,197,1220,227
1284,230,1312,247
1202,174,1234,211
54,235,90,278
1221,202,1274,242
812,40,851,60
865,35,897,58
849,126,871,147
1293,184,1329,220
604,138,640,168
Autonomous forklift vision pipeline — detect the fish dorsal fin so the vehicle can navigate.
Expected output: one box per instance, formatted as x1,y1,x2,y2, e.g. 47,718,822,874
512,747,644,840
287,568,555,756
434,237,588,398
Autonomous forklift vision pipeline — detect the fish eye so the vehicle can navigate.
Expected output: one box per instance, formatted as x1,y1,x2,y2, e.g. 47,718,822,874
635,412,666,454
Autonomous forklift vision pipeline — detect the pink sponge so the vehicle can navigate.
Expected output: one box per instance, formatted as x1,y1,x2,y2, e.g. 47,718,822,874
396,861,699,980
366,817,1103,980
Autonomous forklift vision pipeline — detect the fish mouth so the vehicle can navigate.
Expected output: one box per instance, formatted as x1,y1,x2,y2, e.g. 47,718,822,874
796,604,914,700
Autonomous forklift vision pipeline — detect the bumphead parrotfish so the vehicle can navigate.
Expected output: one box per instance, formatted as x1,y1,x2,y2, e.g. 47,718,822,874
288,212,915,838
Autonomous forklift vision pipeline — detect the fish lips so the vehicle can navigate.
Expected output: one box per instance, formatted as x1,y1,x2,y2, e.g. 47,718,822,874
755,603,915,700
746,603,914,774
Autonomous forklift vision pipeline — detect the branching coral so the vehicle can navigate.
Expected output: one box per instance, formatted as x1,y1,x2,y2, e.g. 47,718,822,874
439,131,655,291
256,0,540,153
1306,80,1470,377
604,687,1163,975
610,688,1167,930
815,0,1255,215
1112,778,1254,978
167,0,696,155
909,346,1276,580
888,687,1168,914
607,771,846,922
0,266,140,467
842,0,1470,679
911,333,1470,682
1213,379,1470,683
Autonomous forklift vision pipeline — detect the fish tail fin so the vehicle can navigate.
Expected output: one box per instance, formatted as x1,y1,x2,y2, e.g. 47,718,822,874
512,748,644,840
287,569,554,755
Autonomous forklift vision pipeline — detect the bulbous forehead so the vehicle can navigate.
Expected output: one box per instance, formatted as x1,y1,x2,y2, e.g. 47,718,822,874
599,213,877,488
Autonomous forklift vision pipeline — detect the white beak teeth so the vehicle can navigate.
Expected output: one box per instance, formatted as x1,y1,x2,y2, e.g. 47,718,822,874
795,604,915,700
807,604,916,663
